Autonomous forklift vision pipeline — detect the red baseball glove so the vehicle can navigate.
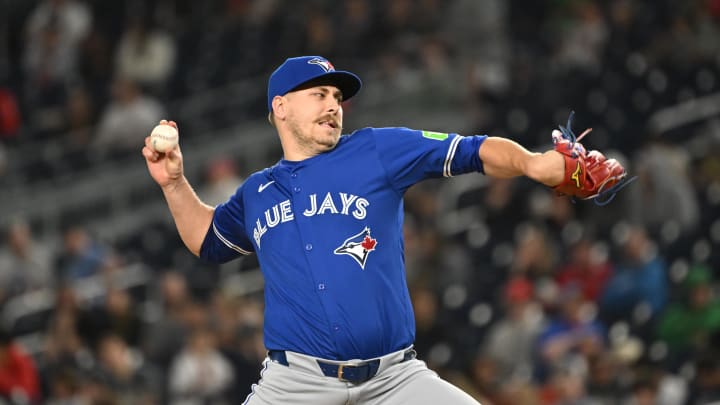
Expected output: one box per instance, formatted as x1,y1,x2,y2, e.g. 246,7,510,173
551,112,634,205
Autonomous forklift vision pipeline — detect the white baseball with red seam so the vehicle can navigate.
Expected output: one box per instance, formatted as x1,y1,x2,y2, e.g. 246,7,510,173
150,124,178,153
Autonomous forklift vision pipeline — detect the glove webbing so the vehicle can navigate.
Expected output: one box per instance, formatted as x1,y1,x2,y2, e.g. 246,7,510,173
559,111,637,206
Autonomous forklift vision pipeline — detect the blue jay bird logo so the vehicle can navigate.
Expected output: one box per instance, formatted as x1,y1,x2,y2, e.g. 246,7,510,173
308,58,335,72
334,227,377,270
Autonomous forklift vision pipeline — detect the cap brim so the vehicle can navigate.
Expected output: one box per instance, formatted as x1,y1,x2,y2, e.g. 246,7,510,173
290,71,362,102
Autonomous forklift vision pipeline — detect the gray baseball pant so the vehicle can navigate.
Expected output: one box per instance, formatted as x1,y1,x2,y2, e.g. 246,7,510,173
242,347,481,404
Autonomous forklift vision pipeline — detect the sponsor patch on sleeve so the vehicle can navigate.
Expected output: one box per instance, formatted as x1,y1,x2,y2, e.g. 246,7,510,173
421,130,449,141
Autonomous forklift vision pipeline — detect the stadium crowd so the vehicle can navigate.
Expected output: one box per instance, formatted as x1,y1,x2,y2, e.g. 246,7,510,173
1,0,720,404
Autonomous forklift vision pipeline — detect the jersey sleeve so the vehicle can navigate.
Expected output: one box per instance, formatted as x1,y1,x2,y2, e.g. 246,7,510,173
200,183,255,263
372,127,487,192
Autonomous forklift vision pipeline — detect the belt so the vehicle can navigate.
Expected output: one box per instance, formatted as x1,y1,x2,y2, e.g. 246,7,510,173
268,348,416,384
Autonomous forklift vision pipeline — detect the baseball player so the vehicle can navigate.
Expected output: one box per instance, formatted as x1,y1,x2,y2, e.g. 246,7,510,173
142,56,627,404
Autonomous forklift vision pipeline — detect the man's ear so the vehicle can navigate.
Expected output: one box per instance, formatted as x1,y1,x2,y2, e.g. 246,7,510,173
271,96,286,120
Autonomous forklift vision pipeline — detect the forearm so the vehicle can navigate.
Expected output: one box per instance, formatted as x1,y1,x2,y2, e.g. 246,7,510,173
479,137,564,186
161,176,214,256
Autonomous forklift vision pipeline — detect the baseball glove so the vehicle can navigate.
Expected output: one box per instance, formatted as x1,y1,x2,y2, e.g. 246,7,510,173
551,112,635,205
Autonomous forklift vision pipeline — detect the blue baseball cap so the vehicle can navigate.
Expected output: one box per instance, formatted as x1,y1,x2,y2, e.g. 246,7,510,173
267,56,362,112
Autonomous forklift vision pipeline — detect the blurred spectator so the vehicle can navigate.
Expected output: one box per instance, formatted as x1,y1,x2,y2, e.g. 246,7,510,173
627,140,700,235
687,353,720,405
22,0,92,136
63,86,95,148
55,226,108,282
94,333,160,405
540,194,576,235
482,177,525,242
209,293,263,401
334,0,380,60
511,223,558,281
585,353,623,404
142,271,193,370
535,284,605,383
0,219,54,302
619,360,688,405
77,26,114,104
0,143,7,179
402,216,442,284
482,276,545,382
0,86,21,140
467,355,504,404
496,381,540,405
650,3,720,65
552,2,608,73
78,288,143,351
44,368,85,405
302,9,336,58
114,16,176,94
537,369,592,405
24,0,91,53
632,360,688,405
444,0,510,100
199,157,243,207
235,298,265,363
167,327,234,405
377,0,416,40
622,376,658,405
22,17,69,137
0,327,40,404
359,48,422,109
657,264,720,364
414,37,463,108
76,377,120,405
555,237,613,302
695,143,720,186
93,77,164,155
39,285,93,397
410,284,452,371
599,225,668,327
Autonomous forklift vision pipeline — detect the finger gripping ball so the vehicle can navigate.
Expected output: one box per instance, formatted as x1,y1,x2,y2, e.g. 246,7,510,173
150,124,178,153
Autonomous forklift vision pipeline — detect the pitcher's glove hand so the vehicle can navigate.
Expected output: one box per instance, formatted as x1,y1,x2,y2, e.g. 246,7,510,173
552,112,636,205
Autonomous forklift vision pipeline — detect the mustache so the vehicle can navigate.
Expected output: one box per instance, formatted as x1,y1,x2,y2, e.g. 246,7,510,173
317,117,341,129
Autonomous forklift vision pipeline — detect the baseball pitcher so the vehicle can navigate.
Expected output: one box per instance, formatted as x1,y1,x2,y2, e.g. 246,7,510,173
142,56,629,404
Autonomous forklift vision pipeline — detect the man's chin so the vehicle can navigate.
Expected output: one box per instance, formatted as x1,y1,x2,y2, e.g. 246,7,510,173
319,140,339,151
321,130,340,143
318,136,340,151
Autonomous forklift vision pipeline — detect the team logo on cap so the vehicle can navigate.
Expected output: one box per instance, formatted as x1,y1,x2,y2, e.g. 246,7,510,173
308,58,335,72
334,227,377,269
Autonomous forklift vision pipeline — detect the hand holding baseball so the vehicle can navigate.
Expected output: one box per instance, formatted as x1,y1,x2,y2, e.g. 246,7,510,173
143,120,184,188
150,122,179,152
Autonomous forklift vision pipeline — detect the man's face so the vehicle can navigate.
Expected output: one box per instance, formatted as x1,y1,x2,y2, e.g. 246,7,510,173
282,84,344,153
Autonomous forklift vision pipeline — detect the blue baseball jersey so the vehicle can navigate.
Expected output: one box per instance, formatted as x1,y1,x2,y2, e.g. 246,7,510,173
200,127,487,360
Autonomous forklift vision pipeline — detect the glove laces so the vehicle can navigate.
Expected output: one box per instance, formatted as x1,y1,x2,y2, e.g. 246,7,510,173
558,111,637,206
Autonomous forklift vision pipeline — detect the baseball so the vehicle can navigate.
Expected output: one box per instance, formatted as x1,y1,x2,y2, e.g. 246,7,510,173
150,124,179,153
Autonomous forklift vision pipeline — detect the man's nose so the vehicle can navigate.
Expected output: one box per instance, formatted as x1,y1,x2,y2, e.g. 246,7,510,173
327,99,340,112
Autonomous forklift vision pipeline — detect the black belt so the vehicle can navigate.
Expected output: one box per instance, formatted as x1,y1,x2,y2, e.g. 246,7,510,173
268,348,416,384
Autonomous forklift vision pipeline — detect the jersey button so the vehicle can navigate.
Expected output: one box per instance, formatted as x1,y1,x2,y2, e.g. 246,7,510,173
291,173,298,178
294,186,301,193
318,283,325,290
305,243,313,251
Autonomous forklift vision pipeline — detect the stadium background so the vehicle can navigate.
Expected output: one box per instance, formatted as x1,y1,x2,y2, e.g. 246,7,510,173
1,0,720,404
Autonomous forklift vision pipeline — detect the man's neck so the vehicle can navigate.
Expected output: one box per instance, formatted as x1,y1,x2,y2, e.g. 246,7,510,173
282,148,316,162
278,130,323,162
